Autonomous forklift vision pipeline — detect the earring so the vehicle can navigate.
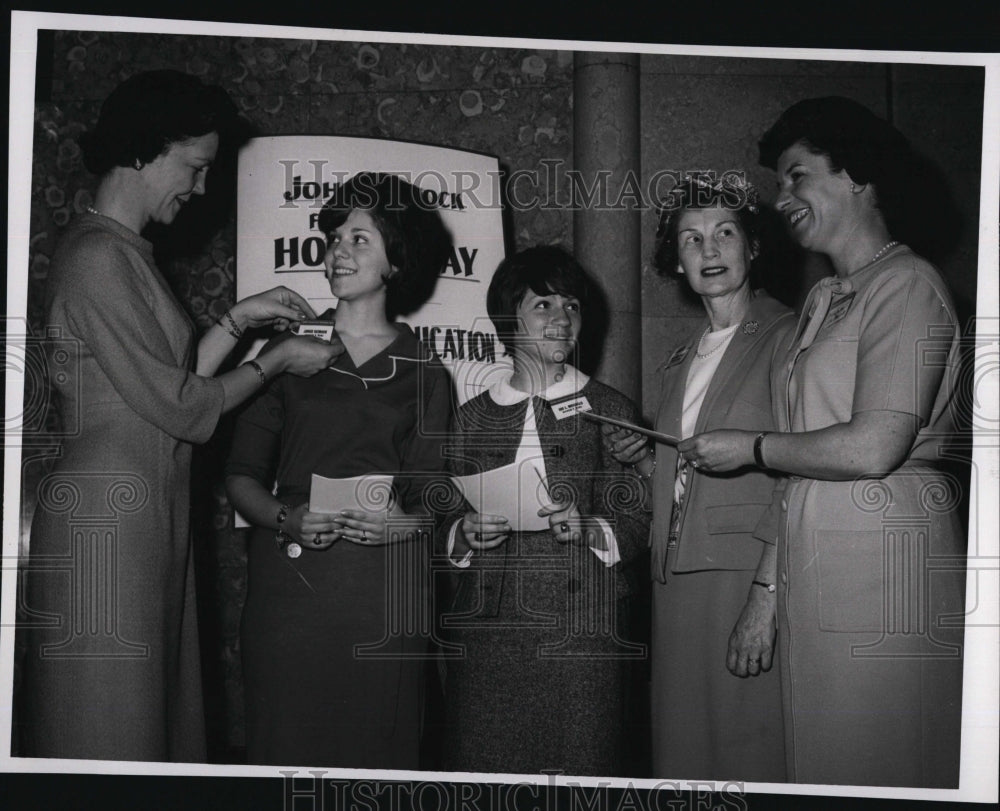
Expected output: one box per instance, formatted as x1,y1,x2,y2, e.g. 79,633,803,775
134,158,144,171
850,183,857,193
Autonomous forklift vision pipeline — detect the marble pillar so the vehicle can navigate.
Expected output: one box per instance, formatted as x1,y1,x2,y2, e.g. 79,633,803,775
573,51,642,404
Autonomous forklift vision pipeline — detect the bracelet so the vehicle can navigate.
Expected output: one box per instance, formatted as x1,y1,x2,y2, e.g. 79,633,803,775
752,579,776,593
274,503,289,547
219,310,243,340
632,448,657,480
245,359,267,387
753,431,770,469
275,504,299,557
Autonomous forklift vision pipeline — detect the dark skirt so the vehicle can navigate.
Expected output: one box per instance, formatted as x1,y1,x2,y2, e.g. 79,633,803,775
441,531,641,776
241,524,430,768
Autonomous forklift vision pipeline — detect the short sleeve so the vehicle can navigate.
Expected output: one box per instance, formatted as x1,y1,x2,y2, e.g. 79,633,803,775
55,232,224,443
853,266,957,424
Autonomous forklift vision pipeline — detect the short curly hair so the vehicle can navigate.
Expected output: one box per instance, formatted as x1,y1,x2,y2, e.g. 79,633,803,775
486,245,596,355
653,174,764,285
317,172,453,318
78,70,240,176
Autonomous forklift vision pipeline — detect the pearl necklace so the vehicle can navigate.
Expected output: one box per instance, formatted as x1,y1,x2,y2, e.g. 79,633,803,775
85,204,102,216
695,324,736,360
868,240,900,265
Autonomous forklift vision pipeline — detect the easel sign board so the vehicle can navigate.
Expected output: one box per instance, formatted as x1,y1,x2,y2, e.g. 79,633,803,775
236,135,508,405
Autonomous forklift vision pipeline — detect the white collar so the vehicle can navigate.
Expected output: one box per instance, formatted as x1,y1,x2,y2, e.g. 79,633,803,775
488,364,590,406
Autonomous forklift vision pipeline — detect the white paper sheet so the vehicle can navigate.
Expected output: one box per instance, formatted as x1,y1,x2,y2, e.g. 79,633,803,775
309,473,395,513
451,459,552,531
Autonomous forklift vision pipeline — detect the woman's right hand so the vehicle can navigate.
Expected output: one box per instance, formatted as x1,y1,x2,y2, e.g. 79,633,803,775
231,286,316,331
283,503,344,550
260,334,345,377
458,510,510,551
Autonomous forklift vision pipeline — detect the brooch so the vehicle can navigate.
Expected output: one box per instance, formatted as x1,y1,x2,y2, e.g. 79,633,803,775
742,320,759,335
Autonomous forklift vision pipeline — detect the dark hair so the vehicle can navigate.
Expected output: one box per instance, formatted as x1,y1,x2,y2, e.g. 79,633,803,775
758,96,920,243
78,70,240,176
317,172,453,318
486,245,595,354
653,174,764,285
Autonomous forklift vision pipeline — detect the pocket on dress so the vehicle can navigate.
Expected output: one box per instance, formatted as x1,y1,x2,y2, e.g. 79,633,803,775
815,529,884,632
705,502,769,535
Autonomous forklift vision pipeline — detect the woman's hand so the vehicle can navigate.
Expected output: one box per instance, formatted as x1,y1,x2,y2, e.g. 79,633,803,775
458,511,510,551
259,334,345,377
537,502,606,550
726,584,776,678
284,503,345,551
678,429,756,473
602,424,650,466
231,286,317,332
333,508,407,546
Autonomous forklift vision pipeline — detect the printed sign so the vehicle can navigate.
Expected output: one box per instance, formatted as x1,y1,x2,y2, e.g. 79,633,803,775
236,136,506,404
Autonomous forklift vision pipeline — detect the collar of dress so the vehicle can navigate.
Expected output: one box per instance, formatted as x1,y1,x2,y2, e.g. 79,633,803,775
486,364,590,406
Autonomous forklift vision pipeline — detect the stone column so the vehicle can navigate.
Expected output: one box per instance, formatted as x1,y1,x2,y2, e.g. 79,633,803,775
573,52,642,403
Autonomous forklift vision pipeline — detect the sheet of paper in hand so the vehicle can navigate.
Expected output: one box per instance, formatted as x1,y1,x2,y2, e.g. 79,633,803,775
309,473,395,513
451,459,551,532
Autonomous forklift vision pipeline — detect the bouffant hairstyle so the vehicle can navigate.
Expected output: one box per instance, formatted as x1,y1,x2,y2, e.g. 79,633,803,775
317,172,453,318
486,245,595,355
653,174,764,286
758,96,917,242
78,70,240,176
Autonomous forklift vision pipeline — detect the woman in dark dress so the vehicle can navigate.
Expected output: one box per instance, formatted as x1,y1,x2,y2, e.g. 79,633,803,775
21,70,342,763
440,247,650,776
225,172,453,768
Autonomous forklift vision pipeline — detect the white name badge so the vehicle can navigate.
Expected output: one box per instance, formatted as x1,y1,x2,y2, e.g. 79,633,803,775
551,396,592,420
293,322,336,342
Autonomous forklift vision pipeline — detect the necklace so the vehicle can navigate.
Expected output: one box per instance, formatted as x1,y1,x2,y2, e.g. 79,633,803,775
695,325,736,360
869,240,899,265
85,204,102,217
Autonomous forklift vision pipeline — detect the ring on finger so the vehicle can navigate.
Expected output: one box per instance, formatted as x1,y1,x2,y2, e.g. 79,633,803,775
474,532,482,542
558,521,571,534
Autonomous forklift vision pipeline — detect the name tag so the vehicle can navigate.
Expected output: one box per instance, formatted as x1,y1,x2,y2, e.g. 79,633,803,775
824,292,856,328
293,321,336,341
550,396,592,420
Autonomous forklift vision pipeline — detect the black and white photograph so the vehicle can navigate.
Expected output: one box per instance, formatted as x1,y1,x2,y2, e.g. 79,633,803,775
3,7,998,810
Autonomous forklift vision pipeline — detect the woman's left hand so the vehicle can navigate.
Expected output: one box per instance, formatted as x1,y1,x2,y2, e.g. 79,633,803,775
602,424,650,466
537,502,606,550
678,429,755,473
726,585,776,678
232,286,317,332
333,508,394,545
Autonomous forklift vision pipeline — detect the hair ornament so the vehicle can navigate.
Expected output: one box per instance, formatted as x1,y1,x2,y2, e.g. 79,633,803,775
655,172,760,240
